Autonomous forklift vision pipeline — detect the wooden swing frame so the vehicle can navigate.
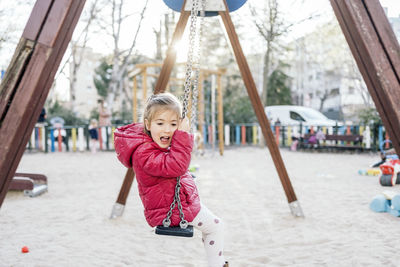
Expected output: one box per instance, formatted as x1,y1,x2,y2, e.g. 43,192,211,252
0,0,399,219
112,0,305,218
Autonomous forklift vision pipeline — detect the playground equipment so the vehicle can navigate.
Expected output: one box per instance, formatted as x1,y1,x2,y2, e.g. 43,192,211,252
379,159,400,186
155,0,205,237
370,191,400,217
0,0,86,207
8,173,48,197
330,1,400,154
380,139,398,160
110,0,305,222
163,0,247,16
358,168,381,176
373,140,400,186
0,0,398,230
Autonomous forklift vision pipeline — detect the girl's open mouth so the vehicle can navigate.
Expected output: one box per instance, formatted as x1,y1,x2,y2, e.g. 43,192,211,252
160,136,170,144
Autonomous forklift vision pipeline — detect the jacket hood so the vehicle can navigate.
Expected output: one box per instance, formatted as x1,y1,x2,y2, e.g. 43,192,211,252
114,123,151,168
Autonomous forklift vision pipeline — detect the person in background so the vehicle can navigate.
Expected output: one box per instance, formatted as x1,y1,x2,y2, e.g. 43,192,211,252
291,128,300,151
88,119,99,154
98,99,111,149
98,99,111,127
37,108,47,125
315,129,326,145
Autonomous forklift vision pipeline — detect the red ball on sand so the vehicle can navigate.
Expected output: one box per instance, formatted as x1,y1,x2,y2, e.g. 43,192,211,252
21,246,29,253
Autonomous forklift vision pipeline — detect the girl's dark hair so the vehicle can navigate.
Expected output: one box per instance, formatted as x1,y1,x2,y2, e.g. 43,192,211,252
143,93,182,136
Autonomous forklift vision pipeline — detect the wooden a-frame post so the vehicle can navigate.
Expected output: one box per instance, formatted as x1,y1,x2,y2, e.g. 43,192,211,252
330,0,400,153
110,0,304,218
0,0,86,208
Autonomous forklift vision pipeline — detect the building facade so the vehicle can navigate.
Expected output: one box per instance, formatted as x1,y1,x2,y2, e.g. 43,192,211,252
286,10,400,123
69,46,103,118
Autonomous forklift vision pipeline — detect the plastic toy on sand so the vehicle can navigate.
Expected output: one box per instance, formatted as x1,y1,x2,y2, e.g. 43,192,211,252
370,194,389,212
379,159,400,186
358,169,381,176
370,191,400,217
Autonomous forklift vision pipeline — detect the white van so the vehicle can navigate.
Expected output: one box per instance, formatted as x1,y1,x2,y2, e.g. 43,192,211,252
264,105,337,126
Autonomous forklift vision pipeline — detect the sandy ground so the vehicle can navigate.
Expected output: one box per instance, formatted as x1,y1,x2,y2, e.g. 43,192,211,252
1,147,400,267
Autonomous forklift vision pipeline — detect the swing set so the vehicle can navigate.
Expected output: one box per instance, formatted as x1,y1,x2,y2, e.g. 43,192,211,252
110,0,304,237
0,0,399,240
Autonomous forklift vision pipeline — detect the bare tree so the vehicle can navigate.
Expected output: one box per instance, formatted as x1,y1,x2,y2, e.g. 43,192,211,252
248,0,318,106
104,0,149,112
154,21,162,61
152,12,175,62
0,1,36,68
345,58,373,107
249,0,283,106
301,18,372,112
68,0,102,112
316,73,336,111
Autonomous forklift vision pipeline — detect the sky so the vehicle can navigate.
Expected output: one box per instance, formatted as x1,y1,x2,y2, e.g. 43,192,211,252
99,0,400,59
0,0,399,70
0,0,398,101
381,0,400,16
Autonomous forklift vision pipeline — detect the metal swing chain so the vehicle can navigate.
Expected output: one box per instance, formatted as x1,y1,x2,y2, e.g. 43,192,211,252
162,176,188,228
190,0,206,134
181,0,200,121
162,0,205,229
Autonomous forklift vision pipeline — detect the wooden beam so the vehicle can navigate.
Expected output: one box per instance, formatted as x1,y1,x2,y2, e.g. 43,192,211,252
135,62,225,76
198,71,205,148
133,76,138,122
330,0,400,154
116,168,135,205
142,67,148,101
0,39,35,118
147,73,186,82
0,0,86,208
0,0,52,118
135,63,164,68
217,73,224,155
363,0,400,79
154,11,190,93
219,6,302,216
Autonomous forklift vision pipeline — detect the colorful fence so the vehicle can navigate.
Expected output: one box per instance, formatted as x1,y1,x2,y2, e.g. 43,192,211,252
26,123,389,153
27,124,118,153
222,124,386,151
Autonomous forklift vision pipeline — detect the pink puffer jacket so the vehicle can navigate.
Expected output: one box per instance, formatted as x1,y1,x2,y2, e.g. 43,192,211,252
114,123,201,227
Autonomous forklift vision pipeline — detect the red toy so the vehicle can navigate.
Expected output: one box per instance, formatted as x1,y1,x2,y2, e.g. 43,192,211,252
21,246,29,253
379,159,400,186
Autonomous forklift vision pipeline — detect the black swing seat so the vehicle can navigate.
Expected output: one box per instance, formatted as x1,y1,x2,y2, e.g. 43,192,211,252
155,225,194,237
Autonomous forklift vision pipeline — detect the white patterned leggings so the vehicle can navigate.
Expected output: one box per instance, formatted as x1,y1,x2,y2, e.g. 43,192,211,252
190,205,225,267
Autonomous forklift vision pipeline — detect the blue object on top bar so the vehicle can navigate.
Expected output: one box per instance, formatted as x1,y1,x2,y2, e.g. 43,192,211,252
163,0,247,17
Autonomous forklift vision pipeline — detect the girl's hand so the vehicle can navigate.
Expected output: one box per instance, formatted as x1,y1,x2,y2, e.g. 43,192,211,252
179,117,190,132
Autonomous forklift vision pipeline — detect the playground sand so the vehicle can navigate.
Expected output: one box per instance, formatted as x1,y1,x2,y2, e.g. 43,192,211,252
1,147,400,266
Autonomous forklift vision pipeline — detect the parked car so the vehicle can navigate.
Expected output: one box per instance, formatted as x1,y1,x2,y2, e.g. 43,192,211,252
264,105,338,127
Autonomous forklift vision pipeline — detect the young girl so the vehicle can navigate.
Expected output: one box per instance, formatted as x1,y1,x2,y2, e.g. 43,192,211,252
114,93,228,267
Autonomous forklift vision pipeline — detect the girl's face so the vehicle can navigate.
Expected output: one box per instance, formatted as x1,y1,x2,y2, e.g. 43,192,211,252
145,109,179,149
